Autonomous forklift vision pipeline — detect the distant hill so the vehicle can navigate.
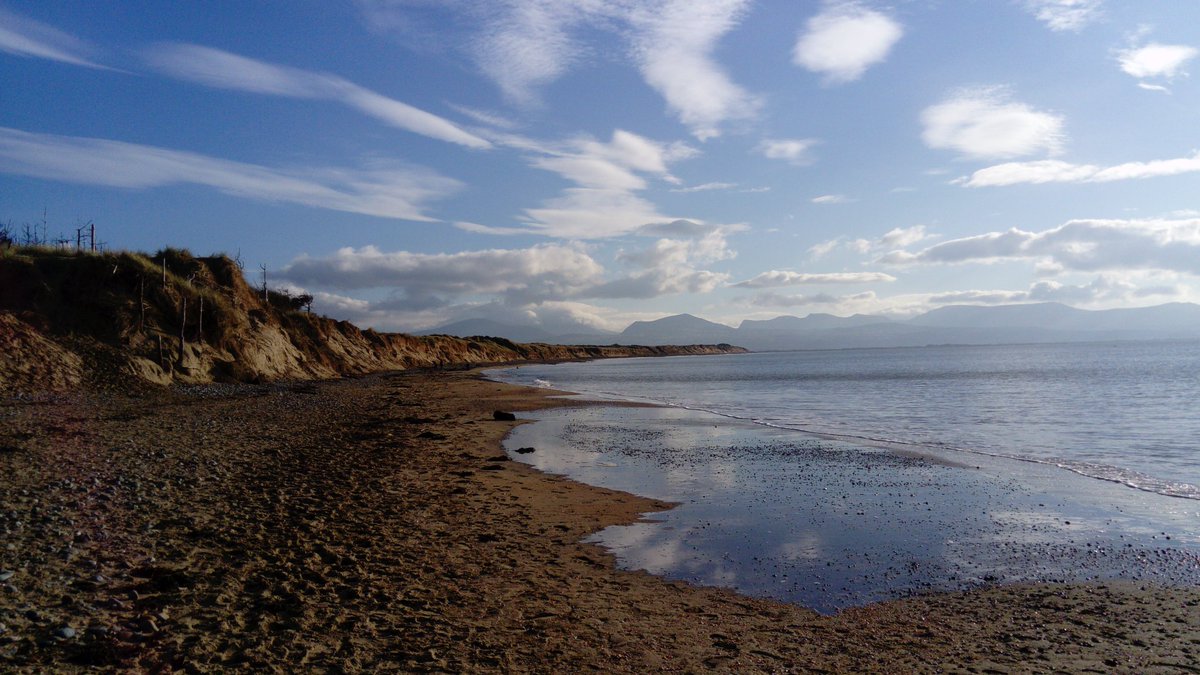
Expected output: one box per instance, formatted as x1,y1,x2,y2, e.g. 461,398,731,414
413,303,1200,351
620,313,738,345
610,304,1200,351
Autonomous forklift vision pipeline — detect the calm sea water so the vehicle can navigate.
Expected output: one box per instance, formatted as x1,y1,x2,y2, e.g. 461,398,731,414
491,340,1200,500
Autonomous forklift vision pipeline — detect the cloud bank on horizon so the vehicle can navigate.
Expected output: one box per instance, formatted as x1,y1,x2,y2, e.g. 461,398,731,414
1,0,1198,334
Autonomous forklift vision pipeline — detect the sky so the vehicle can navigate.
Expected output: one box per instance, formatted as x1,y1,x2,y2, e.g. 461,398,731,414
2,0,1199,334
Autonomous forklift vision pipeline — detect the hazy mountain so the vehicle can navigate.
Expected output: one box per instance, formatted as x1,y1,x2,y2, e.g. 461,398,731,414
619,313,738,345
909,302,1200,340
420,303,1200,351
908,302,1088,330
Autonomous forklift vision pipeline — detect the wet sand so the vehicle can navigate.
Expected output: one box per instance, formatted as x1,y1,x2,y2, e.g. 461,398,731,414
2,370,1199,672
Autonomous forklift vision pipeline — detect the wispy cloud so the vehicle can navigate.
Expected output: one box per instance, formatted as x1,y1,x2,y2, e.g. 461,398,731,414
356,1,759,139
1022,0,1103,32
732,270,896,288
956,151,1200,187
877,218,1200,276
145,43,492,149
474,0,592,106
0,6,109,69
792,2,903,84
670,182,738,193
0,126,460,221
757,138,818,165
470,128,700,239
811,225,933,258
625,0,761,139
921,86,1064,160
811,194,850,204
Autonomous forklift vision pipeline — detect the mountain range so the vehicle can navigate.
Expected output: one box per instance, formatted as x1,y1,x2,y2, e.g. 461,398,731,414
421,302,1200,351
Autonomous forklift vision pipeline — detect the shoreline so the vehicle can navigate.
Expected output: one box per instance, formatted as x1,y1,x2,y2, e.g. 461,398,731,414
2,369,1198,671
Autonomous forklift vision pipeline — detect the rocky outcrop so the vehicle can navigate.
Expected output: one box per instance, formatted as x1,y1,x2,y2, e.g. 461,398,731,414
0,248,745,393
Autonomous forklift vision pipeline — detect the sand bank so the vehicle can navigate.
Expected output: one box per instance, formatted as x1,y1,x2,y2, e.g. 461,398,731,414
1,371,1198,672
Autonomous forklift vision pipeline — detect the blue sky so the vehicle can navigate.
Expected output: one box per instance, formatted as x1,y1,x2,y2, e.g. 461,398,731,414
2,1,1199,333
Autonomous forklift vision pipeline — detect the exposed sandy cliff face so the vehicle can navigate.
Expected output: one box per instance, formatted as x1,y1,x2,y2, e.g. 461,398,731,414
0,248,744,393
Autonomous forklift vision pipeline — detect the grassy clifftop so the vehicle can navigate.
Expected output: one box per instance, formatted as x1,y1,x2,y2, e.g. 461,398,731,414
0,247,745,393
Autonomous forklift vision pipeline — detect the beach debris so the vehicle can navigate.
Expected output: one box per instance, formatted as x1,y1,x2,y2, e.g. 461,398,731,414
56,626,77,639
493,411,517,421
417,431,448,440
0,570,13,582
515,447,536,454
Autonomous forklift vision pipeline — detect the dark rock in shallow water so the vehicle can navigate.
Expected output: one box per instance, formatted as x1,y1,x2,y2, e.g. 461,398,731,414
493,411,517,421
515,447,536,454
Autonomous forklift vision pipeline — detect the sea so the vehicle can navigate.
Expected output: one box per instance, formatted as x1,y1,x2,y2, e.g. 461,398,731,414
488,340,1200,613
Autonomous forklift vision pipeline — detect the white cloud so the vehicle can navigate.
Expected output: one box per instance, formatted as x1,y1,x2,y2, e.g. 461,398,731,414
521,188,674,239
792,2,903,84
473,0,594,106
807,238,842,259
921,87,1064,160
929,276,1178,306
810,225,932,259
477,129,699,238
287,235,739,331
957,151,1200,187
446,103,520,130
626,0,761,139
733,271,896,288
811,194,850,204
1137,82,1171,94
0,126,460,221
282,244,604,302
1117,43,1198,79
670,182,738,193
877,218,1200,276
145,43,491,149
588,226,737,298
757,138,818,165
878,225,932,249
1022,0,1103,32
0,7,108,69
357,1,759,139
750,290,878,308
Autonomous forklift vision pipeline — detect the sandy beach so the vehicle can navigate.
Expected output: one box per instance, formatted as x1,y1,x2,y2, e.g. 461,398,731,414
2,370,1199,672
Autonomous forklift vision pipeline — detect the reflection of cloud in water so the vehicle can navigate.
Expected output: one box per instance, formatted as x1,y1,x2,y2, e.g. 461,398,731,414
592,522,690,574
777,534,824,562
591,521,741,586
